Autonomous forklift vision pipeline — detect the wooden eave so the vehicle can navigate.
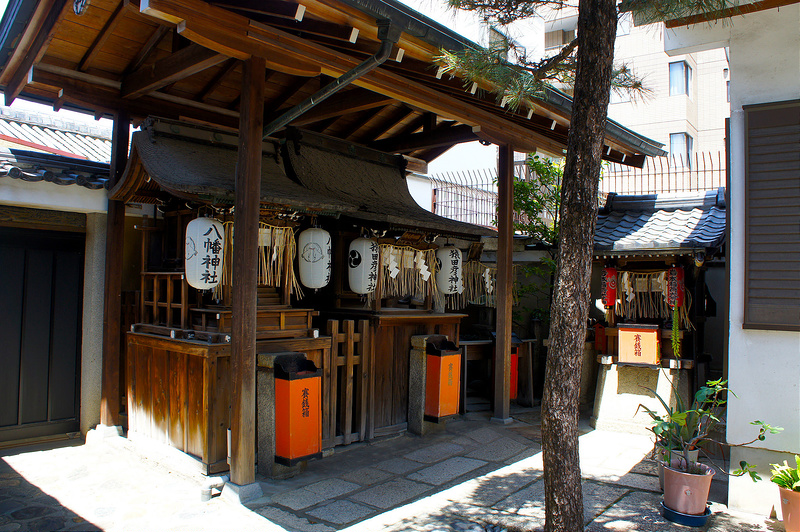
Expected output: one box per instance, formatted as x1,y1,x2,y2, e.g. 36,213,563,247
0,0,662,165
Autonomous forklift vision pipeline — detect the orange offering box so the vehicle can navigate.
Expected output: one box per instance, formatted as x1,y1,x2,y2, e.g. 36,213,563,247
425,338,462,421
274,355,323,466
618,324,660,366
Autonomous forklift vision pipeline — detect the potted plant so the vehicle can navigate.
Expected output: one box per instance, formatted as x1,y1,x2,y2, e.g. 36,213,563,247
770,455,800,532
639,378,781,524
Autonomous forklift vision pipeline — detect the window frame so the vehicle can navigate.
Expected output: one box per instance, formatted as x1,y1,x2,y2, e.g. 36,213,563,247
669,61,693,98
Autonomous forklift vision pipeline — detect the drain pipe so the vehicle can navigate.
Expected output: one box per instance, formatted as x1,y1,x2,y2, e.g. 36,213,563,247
262,20,401,138
200,474,230,502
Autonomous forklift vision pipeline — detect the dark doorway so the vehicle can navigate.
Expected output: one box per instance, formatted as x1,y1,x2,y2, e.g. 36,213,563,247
0,227,84,442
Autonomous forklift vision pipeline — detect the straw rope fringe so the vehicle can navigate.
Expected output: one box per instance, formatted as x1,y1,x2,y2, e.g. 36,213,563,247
615,270,693,329
215,221,302,300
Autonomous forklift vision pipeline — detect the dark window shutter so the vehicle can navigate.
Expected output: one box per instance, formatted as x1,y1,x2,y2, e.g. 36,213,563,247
744,101,800,330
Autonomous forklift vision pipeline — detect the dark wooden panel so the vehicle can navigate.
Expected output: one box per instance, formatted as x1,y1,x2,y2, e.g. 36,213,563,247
151,348,169,442
0,247,24,427
185,354,204,458
744,101,800,330
49,249,82,421
168,350,187,449
20,249,54,425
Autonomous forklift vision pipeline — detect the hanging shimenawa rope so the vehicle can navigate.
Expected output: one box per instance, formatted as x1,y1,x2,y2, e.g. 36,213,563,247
368,244,438,307
444,261,518,310
615,270,693,330
215,221,303,301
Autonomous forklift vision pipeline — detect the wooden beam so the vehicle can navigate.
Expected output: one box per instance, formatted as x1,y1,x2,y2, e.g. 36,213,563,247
664,0,798,28
369,123,477,153
124,25,171,74
493,143,513,423
31,63,240,128
196,57,239,102
2,0,69,105
248,15,358,44
100,109,131,427
288,89,391,126
176,19,321,77
79,1,131,72
263,76,318,121
230,55,265,487
141,0,568,152
361,105,413,142
122,43,228,99
210,0,306,21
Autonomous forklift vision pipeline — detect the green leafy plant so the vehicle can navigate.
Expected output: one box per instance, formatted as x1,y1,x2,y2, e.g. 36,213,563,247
638,377,782,480
771,456,800,491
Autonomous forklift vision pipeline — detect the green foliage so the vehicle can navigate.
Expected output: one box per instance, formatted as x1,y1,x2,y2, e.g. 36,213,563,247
771,456,800,492
513,155,562,245
671,306,681,358
507,155,562,324
638,378,782,479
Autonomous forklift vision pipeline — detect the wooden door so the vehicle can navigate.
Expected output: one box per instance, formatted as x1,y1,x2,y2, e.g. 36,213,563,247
0,228,84,442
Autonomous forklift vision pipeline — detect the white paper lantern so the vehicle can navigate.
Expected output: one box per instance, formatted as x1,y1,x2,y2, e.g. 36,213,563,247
348,238,379,294
185,217,225,290
298,228,331,289
435,246,463,294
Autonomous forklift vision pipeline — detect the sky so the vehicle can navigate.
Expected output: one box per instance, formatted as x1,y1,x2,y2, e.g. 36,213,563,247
0,0,508,173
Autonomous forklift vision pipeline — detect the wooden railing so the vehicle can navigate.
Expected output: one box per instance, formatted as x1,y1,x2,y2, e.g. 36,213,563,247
324,320,370,447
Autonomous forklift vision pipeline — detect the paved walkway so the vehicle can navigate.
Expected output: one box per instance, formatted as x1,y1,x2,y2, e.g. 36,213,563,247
0,408,786,532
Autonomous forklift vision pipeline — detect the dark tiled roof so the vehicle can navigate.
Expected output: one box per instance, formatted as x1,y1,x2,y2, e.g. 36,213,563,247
0,148,110,190
594,189,726,255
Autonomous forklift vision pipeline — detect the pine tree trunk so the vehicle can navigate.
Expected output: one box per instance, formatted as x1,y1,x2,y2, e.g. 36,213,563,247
542,1,617,531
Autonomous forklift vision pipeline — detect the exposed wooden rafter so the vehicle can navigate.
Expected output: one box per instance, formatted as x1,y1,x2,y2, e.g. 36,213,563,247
664,0,798,27
370,123,477,153
210,0,306,21
364,105,414,141
1,0,69,105
196,57,239,102
125,25,171,74
122,43,228,99
248,14,358,43
288,89,391,126
79,1,135,72
31,63,240,128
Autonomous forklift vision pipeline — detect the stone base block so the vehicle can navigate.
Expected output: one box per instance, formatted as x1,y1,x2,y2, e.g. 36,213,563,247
591,364,690,435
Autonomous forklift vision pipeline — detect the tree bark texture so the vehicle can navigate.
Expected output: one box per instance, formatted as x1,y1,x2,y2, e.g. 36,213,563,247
542,1,616,531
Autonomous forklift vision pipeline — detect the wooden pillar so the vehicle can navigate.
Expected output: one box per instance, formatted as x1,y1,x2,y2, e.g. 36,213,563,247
493,143,514,422
100,110,130,427
230,56,266,486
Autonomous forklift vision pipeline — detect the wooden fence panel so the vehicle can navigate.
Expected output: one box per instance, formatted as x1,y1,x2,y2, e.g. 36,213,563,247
325,319,370,447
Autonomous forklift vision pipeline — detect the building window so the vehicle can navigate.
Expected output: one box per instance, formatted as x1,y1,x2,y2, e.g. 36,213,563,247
617,12,632,36
670,132,693,166
610,87,631,104
669,61,692,97
545,29,576,51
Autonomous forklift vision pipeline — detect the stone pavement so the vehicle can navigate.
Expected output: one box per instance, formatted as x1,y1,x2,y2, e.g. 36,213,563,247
0,407,787,532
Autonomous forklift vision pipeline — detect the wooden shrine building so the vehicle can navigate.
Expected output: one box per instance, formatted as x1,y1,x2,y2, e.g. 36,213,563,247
0,0,664,488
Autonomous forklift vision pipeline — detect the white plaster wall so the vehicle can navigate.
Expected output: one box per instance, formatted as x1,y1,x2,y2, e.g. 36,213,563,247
0,177,108,213
406,173,434,211
665,4,800,515
80,213,106,434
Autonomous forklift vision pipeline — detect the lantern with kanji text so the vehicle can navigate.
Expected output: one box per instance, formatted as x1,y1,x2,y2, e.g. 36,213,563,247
348,237,379,294
185,217,224,290
666,266,685,308
435,246,463,295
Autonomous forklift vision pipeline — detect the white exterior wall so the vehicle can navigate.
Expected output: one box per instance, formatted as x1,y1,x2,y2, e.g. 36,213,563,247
666,4,800,516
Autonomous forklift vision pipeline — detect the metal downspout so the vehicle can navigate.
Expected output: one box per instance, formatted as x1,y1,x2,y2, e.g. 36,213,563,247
262,21,401,138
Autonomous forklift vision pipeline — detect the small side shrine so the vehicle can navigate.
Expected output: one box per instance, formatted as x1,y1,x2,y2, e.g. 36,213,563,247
589,189,727,433
112,118,497,474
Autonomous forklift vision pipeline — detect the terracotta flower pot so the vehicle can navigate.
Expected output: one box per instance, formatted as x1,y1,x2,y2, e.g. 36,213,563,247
779,487,800,532
659,449,700,491
662,459,714,515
